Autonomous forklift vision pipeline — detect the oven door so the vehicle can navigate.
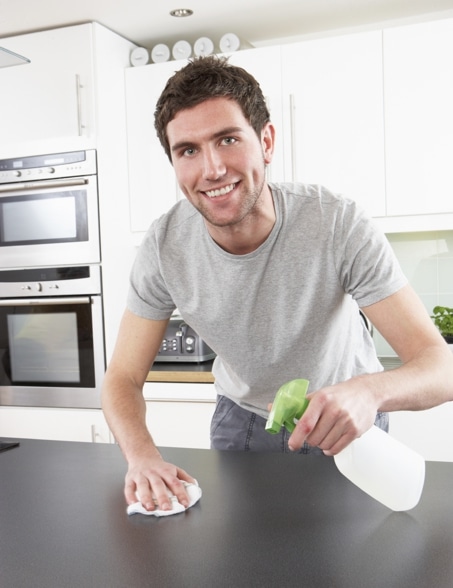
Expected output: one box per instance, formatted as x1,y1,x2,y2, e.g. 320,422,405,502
0,295,105,408
0,175,100,268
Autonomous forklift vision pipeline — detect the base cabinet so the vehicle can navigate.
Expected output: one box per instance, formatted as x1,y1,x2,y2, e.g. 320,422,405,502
389,403,453,463
0,407,112,443
144,382,216,449
145,401,215,449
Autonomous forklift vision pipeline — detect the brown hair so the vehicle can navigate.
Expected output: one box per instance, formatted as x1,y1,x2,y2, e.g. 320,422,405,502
154,55,270,161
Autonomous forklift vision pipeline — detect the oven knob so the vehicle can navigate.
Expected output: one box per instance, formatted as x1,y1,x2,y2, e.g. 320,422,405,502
35,282,43,292
45,167,55,174
13,170,22,177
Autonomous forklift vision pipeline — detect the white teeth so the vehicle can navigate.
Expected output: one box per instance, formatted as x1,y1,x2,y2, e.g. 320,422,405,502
205,183,235,198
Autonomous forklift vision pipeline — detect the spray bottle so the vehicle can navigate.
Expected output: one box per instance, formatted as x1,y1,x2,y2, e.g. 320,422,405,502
266,379,425,511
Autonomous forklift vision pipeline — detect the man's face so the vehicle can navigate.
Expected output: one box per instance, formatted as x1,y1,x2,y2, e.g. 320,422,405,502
166,97,274,229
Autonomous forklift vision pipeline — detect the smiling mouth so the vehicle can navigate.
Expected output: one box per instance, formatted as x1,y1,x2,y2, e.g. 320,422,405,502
204,183,236,198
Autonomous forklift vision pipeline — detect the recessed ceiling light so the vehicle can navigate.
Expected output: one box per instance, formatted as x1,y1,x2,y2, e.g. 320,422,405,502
170,8,193,18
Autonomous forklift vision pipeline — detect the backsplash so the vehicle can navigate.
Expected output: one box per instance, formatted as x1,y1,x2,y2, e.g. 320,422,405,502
373,230,453,356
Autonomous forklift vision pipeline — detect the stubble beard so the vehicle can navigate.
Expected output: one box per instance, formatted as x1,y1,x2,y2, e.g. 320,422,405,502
197,163,267,229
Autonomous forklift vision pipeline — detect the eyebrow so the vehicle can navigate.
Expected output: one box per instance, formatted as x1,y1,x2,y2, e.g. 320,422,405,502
170,126,244,154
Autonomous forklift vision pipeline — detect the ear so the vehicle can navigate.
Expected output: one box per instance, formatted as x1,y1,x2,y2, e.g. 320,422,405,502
261,122,275,165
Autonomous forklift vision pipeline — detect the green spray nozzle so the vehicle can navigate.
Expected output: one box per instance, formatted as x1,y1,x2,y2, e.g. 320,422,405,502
265,379,310,434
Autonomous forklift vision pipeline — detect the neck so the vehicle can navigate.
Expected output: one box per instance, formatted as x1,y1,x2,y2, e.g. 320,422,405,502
206,185,276,255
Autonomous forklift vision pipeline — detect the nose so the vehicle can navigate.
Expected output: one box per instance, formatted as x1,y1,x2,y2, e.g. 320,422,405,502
202,146,226,180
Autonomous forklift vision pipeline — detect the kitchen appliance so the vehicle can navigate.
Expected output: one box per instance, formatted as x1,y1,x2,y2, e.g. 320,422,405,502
0,150,99,269
155,317,216,363
0,265,105,408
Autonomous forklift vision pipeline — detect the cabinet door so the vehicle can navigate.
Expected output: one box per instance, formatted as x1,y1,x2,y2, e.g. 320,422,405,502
125,61,183,234
384,19,453,216
0,25,95,156
0,407,112,443
145,400,216,449
281,31,386,217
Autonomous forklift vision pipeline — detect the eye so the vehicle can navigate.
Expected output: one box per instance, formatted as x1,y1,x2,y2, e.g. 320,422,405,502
183,147,197,157
221,137,237,146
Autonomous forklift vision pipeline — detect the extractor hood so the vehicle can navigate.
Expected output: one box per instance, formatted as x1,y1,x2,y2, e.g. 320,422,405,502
0,47,30,68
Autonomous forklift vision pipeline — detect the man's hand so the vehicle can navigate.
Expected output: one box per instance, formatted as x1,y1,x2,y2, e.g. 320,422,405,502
125,454,196,511
287,377,379,455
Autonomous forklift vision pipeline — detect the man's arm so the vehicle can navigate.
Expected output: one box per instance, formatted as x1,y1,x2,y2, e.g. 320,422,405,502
101,309,195,510
289,284,453,454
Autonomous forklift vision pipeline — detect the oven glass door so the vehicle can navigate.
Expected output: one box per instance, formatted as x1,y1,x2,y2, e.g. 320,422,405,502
0,296,104,408
0,176,99,268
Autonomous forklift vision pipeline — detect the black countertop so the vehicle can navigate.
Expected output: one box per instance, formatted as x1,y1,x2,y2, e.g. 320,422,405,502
1,438,453,588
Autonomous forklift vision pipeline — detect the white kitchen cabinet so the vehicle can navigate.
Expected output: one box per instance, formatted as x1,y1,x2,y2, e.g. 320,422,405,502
281,31,386,218
0,407,113,443
389,403,453,463
383,18,453,217
125,60,183,234
125,46,284,234
0,25,96,157
143,382,216,449
145,400,215,449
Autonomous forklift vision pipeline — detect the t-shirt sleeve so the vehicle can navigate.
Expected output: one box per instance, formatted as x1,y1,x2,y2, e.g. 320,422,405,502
126,222,176,320
333,200,408,308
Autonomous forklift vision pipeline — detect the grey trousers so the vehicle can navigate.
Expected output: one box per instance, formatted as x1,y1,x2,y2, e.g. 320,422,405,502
210,394,389,453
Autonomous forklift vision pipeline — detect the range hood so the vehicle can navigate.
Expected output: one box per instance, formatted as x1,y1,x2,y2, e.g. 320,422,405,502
0,47,30,68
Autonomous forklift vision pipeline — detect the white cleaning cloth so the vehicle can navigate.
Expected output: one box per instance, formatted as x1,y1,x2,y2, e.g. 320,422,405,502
127,481,202,517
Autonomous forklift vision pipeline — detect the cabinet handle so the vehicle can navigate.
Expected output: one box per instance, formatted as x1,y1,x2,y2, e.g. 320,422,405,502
76,74,86,136
289,94,297,182
91,425,98,443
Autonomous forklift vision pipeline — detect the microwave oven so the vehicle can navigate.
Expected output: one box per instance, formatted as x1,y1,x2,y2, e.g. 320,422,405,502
0,150,99,269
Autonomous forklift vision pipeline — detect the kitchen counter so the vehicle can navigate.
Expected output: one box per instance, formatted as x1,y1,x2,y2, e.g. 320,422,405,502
1,438,453,587
146,359,214,383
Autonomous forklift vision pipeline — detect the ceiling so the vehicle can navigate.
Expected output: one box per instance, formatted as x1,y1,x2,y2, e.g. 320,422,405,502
1,0,453,50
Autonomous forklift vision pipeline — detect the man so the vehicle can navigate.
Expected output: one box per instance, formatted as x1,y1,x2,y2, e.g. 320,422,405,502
102,56,453,513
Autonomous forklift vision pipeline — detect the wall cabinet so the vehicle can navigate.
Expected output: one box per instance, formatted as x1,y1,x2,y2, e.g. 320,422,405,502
0,25,96,158
0,22,138,363
125,21,453,233
125,60,183,234
383,18,453,217
281,31,386,218
0,407,112,443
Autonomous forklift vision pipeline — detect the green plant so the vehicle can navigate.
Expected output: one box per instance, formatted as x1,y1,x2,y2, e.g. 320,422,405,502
431,306,453,340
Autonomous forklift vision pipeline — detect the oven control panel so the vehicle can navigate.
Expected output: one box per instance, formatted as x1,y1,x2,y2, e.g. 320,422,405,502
0,265,102,297
0,150,97,183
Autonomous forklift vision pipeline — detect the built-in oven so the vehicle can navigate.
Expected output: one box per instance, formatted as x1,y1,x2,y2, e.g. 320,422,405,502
0,265,104,409
0,150,99,269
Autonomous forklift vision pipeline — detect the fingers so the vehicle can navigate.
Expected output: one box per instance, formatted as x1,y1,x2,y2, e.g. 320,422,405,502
124,463,196,512
287,392,359,454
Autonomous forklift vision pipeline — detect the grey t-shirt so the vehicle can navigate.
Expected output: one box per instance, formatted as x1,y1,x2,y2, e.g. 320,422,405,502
128,183,407,417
